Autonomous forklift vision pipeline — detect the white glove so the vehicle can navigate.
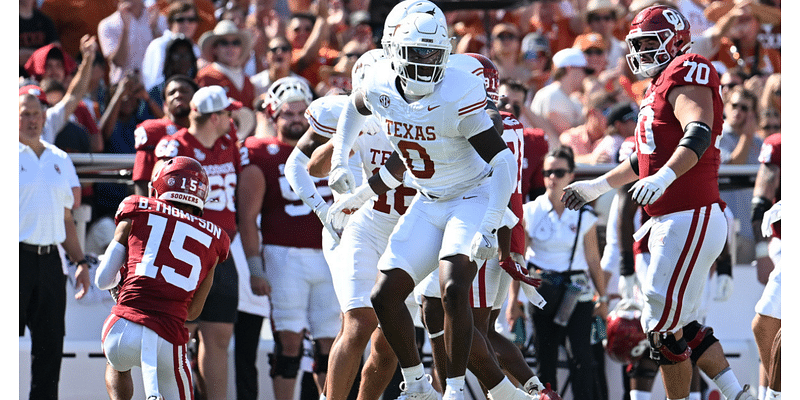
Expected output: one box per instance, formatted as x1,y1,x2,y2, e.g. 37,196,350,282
562,177,612,210
524,376,544,395
761,200,781,237
328,164,356,195
618,274,636,301
714,274,734,302
312,202,341,244
326,183,377,230
469,226,498,262
629,166,676,206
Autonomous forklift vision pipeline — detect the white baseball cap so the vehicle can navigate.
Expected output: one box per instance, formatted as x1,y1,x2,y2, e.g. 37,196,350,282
552,47,588,69
191,85,242,114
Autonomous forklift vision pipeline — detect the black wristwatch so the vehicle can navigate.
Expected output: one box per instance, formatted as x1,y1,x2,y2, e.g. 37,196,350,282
76,258,90,267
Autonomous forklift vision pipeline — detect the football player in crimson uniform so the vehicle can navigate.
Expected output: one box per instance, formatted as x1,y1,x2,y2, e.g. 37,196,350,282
236,77,341,400
325,12,518,400
96,156,231,400
153,85,247,400
751,132,781,400
132,75,198,196
561,6,756,400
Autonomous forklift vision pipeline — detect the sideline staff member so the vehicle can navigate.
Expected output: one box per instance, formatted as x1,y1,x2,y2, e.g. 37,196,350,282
20,85,92,399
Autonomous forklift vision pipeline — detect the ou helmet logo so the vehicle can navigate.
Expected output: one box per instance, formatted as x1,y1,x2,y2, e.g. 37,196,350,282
663,9,685,30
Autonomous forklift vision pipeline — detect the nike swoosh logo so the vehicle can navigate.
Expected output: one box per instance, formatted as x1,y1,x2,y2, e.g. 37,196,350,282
463,195,477,200
427,105,441,111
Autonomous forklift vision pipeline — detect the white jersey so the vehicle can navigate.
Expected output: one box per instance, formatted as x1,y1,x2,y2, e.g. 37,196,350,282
360,59,494,200
305,94,415,217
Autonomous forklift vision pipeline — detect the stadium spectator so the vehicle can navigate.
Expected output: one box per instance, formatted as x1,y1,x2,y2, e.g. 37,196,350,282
147,36,199,112
20,0,59,73
40,78,100,154
197,19,257,110
583,0,628,68
757,72,780,139
142,1,201,91
519,31,552,95
287,0,337,91
39,0,116,59
98,0,168,85
531,47,588,135
489,23,527,83
719,66,748,102
559,91,617,164
155,0,218,43
315,39,367,95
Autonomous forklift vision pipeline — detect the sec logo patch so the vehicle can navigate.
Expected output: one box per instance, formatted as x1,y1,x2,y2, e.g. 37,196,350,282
379,94,390,108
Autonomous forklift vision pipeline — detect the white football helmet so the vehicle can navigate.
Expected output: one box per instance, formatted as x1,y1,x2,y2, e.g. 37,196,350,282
382,0,447,58
351,49,386,91
390,12,451,97
262,76,313,119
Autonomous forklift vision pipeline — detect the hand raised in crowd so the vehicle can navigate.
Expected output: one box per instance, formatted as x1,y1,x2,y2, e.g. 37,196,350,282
118,1,134,28
146,4,161,35
79,34,98,62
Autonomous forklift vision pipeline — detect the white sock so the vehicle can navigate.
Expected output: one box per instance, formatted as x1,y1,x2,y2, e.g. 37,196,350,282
319,395,326,400
713,367,744,400
488,377,516,399
766,388,781,399
689,392,701,400
759,385,768,400
446,376,466,393
631,390,651,400
401,364,426,392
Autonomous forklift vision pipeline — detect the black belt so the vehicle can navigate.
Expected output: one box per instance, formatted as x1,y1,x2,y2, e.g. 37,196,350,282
20,242,58,255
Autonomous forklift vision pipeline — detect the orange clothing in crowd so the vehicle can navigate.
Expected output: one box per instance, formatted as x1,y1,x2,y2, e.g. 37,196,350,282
40,0,117,58
291,46,339,90
196,65,256,111
155,0,216,43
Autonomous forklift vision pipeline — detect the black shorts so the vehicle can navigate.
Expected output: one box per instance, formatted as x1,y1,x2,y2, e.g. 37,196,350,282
194,255,239,324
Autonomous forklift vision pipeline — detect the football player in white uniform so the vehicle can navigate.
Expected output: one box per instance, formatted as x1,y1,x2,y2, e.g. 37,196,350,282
286,48,420,400
326,13,517,400
415,53,544,400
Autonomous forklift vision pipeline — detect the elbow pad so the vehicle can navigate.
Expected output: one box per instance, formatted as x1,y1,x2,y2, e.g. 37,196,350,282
286,147,326,210
628,152,639,175
95,240,126,290
481,148,517,231
679,122,712,159
331,95,368,169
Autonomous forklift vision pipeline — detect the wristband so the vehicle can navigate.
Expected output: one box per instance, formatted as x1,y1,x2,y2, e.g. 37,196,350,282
76,257,90,267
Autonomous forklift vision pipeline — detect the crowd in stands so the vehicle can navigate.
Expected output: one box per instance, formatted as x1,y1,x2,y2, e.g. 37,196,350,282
20,0,780,398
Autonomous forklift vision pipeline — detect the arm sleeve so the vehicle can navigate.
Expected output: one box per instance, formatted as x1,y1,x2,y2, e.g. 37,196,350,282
481,148,517,231
95,240,126,290
330,93,368,169
285,147,326,210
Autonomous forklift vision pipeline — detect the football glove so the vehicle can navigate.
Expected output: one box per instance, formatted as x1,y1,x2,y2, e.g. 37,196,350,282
500,257,541,287
312,202,341,244
328,164,356,195
469,226,498,262
327,183,377,230
618,274,637,301
562,177,612,210
629,166,676,206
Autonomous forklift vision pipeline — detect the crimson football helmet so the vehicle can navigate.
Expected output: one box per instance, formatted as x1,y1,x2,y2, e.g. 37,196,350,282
465,53,499,102
625,5,691,78
150,156,209,211
605,299,648,364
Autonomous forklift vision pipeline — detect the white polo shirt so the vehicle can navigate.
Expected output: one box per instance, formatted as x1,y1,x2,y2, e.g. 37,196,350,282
19,140,79,246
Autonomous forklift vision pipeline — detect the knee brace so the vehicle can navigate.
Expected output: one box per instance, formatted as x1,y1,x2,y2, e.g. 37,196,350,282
683,321,719,364
312,340,329,374
268,336,303,379
648,331,691,365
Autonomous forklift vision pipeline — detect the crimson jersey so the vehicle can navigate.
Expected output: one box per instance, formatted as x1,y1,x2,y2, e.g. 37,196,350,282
758,132,781,239
520,127,548,200
112,195,230,345
154,128,246,240
500,111,526,256
244,136,332,249
635,53,724,217
132,118,182,182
